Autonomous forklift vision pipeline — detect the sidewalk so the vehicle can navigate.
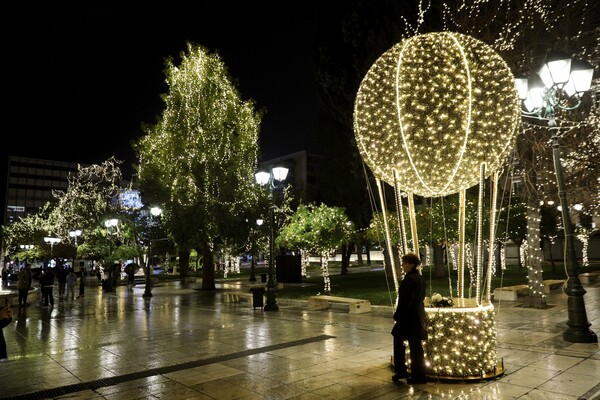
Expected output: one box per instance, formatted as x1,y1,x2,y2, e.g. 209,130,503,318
0,277,598,399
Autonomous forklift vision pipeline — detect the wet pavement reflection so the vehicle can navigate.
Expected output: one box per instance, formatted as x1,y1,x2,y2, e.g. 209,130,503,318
0,278,598,399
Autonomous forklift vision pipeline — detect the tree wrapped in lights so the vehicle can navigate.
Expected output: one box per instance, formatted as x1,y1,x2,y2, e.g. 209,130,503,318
277,203,354,294
135,42,262,289
2,158,138,268
50,157,140,267
2,203,56,261
444,0,600,309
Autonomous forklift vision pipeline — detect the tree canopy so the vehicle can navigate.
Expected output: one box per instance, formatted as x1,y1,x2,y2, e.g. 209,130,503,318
134,42,263,288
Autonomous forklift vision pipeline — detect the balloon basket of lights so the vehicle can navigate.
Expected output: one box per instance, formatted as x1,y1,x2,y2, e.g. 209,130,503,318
354,32,522,380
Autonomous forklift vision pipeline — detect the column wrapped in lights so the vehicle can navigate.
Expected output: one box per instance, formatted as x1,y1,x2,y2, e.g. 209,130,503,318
515,51,597,343
353,32,521,378
255,166,289,311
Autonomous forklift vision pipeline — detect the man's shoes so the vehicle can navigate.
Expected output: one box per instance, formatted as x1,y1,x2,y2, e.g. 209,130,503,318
391,373,408,382
407,377,427,384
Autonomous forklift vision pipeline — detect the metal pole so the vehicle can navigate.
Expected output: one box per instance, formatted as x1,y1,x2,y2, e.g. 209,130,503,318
548,115,597,343
143,241,153,298
249,244,257,282
264,203,278,311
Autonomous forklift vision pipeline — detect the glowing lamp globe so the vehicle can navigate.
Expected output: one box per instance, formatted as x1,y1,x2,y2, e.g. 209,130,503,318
353,32,521,197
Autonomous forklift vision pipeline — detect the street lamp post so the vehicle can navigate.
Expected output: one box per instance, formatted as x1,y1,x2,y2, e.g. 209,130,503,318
515,51,597,343
69,229,82,266
69,229,83,297
43,236,61,265
104,219,119,292
255,166,289,311
249,218,264,282
144,206,163,298
20,244,34,263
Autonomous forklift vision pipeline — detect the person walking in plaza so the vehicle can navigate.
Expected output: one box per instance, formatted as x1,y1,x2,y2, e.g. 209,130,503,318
66,268,77,301
126,263,136,290
0,300,13,359
391,252,428,384
77,266,86,298
17,263,33,307
56,261,68,300
40,265,55,307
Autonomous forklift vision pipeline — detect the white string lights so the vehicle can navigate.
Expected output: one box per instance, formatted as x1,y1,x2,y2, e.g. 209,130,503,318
354,32,521,197
424,303,498,378
353,31,520,379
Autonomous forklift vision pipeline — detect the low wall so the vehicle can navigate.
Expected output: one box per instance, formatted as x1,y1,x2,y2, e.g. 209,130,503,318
0,287,39,305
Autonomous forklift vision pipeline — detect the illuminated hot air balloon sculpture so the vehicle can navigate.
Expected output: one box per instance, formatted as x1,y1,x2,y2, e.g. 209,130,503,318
354,32,521,379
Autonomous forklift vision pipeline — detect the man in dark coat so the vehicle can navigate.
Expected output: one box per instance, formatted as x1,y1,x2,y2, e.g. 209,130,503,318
17,263,33,307
391,252,428,384
40,266,55,306
56,262,68,300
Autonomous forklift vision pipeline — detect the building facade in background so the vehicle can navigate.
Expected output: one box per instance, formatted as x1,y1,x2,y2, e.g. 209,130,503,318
3,156,84,225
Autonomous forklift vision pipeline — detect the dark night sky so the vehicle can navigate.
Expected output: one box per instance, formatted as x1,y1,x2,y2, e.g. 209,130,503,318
4,1,320,180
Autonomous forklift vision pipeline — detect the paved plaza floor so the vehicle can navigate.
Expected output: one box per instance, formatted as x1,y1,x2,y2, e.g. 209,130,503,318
0,276,598,400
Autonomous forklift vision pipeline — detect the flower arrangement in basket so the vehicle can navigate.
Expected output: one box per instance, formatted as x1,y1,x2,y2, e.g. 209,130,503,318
430,292,453,307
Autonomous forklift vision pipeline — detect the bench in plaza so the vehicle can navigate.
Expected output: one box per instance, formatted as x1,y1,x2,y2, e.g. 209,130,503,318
224,290,264,309
493,284,529,301
493,279,567,301
308,295,372,314
543,279,565,293
579,271,600,285
0,287,38,305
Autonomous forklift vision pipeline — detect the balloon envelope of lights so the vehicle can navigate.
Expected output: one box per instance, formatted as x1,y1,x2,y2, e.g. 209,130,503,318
354,32,521,197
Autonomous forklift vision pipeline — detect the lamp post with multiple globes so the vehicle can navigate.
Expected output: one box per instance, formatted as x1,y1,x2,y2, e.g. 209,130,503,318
69,229,82,268
255,166,289,311
249,218,264,282
144,206,163,298
104,219,119,292
19,244,34,263
515,51,597,343
43,236,61,267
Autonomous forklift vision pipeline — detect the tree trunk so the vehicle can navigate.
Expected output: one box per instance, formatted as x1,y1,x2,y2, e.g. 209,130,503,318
321,251,332,294
433,244,446,278
340,243,352,275
355,241,364,266
514,238,523,270
178,248,190,279
525,201,547,309
201,245,216,290
366,244,371,265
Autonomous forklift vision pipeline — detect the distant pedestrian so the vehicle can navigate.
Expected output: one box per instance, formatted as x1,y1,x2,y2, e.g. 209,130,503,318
40,266,55,307
17,263,33,307
66,268,77,301
126,264,136,290
56,262,68,300
1,301,13,359
78,267,86,298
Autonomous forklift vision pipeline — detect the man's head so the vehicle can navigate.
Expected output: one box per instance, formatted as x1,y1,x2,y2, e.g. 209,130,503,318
401,253,421,272
25,263,31,269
